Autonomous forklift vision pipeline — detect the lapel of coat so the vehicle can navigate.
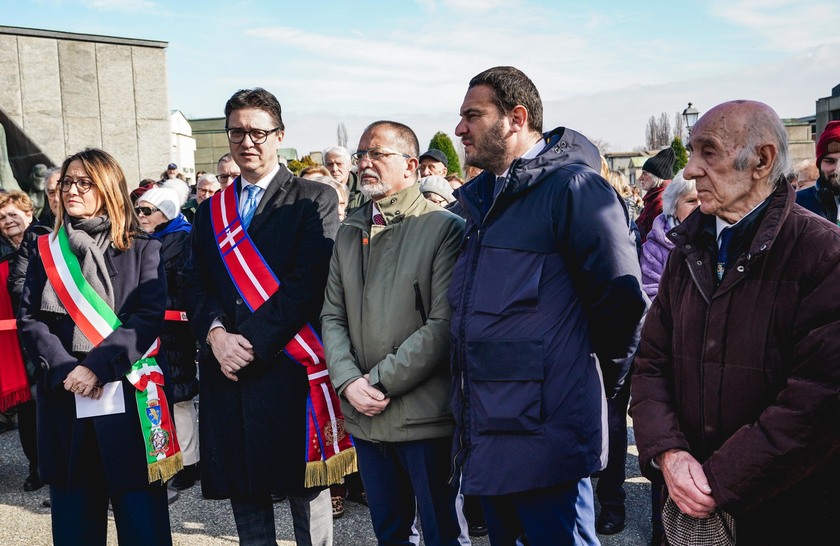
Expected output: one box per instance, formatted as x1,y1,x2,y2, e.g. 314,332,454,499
247,165,291,236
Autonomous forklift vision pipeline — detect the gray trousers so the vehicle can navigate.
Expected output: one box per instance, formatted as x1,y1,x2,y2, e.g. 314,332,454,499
230,487,332,546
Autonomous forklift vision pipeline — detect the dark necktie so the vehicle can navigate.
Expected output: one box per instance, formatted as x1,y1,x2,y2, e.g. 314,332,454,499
716,227,734,281
373,213,385,226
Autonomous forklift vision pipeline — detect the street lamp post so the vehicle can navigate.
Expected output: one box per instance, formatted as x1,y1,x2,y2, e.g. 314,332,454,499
682,102,699,137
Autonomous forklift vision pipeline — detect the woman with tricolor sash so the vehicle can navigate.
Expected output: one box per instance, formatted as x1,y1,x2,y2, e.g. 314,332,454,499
17,148,179,546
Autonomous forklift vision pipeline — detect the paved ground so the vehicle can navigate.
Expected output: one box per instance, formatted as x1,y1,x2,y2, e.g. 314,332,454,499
0,417,651,545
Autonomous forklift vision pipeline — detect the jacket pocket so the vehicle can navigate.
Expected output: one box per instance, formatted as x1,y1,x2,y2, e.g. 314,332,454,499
467,339,544,434
473,246,544,315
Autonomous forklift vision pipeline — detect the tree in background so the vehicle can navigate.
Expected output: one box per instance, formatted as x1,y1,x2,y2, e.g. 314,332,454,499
590,137,611,156
428,131,462,177
288,155,317,176
673,112,685,142
645,112,677,149
671,137,688,175
337,123,348,148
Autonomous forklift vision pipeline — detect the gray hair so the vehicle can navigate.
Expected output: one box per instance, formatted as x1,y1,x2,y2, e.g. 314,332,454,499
309,174,349,204
197,173,219,186
662,169,696,218
44,166,62,181
323,146,351,163
733,104,790,185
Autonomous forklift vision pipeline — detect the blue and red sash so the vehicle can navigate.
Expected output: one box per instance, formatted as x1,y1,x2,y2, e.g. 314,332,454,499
210,184,356,487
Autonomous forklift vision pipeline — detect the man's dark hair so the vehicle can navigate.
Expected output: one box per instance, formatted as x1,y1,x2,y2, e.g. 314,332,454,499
363,121,419,158
224,87,284,131
469,66,543,134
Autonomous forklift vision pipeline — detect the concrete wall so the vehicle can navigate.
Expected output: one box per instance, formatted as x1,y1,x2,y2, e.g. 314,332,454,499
0,26,170,189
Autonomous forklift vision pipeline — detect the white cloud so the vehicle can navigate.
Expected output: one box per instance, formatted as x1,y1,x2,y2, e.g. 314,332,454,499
710,0,840,50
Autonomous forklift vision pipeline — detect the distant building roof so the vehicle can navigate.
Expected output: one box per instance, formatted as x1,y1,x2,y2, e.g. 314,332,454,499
0,25,166,48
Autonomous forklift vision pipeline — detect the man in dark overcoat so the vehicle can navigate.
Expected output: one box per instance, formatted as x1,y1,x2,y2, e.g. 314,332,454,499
182,87,339,546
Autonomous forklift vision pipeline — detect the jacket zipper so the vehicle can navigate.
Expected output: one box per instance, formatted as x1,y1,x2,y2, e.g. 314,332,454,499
448,227,482,485
413,280,427,325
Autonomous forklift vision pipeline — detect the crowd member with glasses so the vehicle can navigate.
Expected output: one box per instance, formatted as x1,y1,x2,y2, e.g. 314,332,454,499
216,153,241,191
17,148,177,545
181,88,343,546
180,173,221,223
135,187,201,495
322,121,469,546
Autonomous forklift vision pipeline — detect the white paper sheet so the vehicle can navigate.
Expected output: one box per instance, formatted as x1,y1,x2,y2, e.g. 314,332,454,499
75,380,126,418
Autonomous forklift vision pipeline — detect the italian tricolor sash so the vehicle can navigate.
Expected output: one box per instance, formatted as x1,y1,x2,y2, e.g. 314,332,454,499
210,183,356,487
38,227,183,484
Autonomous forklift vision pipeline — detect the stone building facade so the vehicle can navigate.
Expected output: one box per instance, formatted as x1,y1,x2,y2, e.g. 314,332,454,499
0,25,170,190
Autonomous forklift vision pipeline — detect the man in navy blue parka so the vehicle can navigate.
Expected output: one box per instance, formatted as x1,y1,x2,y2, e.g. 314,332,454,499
448,66,647,546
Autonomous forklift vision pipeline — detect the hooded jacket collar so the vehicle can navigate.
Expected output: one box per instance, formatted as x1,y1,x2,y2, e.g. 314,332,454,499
455,126,602,224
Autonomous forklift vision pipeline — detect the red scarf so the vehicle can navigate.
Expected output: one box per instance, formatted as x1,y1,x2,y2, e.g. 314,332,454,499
210,184,356,487
0,260,31,412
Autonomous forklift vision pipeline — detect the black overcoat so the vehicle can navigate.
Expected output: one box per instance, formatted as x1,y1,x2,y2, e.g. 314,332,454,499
17,234,167,496
181,165,338,499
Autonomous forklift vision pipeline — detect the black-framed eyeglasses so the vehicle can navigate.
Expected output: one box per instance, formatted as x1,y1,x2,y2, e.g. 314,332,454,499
60,178,95,194
225,127,281,144
351,148,411,165
217,173,239,182
135,206,160,216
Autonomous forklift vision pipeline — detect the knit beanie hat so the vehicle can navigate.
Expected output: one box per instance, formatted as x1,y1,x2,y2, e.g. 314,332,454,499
643,147,677,180
419,175,455,204
137,187,180,220
816,121,840,164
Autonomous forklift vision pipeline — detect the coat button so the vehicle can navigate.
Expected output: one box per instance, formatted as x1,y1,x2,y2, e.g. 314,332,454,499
390,198,397,204
395,210,401,215
685,244,692,250
737,266,745,272
236,298,243,305
696,260,702,265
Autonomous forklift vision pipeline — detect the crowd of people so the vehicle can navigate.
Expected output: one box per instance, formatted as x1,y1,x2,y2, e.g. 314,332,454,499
0,65,838,546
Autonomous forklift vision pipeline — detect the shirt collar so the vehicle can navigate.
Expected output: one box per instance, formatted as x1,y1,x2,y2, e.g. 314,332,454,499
240,164,280,193
499,138,546,179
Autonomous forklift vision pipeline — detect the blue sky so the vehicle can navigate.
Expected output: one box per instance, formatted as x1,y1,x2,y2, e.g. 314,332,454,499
6,0,840,156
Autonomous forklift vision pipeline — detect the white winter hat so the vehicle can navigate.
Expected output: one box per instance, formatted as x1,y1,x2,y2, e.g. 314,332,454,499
137,186,180,220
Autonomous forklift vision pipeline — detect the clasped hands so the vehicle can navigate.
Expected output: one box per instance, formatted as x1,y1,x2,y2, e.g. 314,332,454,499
209,328,255,381
344,374,390,417
63,365,103,399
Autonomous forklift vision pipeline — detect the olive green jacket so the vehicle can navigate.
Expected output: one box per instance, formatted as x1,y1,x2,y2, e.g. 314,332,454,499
321,183,464,442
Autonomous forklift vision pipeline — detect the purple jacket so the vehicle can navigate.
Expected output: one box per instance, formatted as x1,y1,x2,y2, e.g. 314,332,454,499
640,213,675,299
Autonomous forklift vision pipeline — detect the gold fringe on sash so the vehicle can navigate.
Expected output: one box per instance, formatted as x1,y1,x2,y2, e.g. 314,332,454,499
304,447,358,488
148,452,184,484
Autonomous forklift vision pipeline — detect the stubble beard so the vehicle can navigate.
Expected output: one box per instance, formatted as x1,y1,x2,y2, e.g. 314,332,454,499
464,118,508,175
819,169,840,195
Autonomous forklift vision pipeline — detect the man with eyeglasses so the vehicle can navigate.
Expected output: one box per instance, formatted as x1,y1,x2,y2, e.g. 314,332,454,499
181,87,341,546
321,121,468,546
216,153,241,191
194,173,220,205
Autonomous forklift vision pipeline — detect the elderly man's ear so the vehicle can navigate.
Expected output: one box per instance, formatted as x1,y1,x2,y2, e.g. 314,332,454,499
753,144,777,181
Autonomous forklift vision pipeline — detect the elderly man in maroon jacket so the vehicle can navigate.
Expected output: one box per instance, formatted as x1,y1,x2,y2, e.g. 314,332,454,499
630,100,840,545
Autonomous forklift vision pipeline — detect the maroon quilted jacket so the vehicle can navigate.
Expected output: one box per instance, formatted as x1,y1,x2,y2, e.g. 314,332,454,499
630,182,840,543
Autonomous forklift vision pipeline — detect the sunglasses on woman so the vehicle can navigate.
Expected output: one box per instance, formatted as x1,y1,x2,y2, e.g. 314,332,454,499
134,206,160,216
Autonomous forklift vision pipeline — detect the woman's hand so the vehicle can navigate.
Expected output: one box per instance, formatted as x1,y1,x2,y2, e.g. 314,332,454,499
64,365,103,400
